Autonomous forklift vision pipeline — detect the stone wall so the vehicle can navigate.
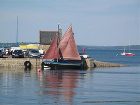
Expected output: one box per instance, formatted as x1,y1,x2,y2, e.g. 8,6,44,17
85,58,124,68
0,58,42,68
0,58,124,69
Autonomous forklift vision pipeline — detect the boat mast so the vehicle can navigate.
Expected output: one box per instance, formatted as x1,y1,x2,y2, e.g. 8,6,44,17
57,24,60,62
57,24,61,43
16,16,19,46
58,24,59,41
128,41,131,52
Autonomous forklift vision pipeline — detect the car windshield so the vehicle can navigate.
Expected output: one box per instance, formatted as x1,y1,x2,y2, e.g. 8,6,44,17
14,50,22,53
30,50,39,53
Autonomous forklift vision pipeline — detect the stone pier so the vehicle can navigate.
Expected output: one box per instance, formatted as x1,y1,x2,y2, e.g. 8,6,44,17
0,58,42,68
85,58,124,68
0,58,124,69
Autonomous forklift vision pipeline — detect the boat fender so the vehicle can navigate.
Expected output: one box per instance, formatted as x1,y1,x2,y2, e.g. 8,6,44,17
24,61,31,69
81,57,88,69
41,62,44,70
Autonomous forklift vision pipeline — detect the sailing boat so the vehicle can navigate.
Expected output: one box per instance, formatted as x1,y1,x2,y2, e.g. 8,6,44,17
42,25,86,70
121,46,135,57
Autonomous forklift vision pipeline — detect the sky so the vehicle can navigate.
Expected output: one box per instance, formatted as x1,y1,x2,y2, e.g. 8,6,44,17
0,0,140,46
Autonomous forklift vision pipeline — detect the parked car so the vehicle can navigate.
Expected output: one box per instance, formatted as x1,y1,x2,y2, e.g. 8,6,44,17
26,49,41,58
0,49,4,58
12,50,24,58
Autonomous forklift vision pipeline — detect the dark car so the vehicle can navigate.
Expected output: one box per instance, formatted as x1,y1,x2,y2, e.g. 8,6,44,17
0,49,4,58
12,50,24,58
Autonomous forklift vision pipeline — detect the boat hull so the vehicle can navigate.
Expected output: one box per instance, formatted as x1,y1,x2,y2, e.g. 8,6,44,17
42,60,84,70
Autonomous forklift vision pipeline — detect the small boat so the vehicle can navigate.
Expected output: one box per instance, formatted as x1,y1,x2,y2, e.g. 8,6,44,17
121,48,135,56
121,52,135,56
42,25,86,70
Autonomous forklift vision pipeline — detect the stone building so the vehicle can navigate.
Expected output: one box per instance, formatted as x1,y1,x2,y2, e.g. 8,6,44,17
40,29,62,45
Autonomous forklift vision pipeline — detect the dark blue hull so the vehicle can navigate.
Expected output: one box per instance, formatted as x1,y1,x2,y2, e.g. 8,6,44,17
42,60,84,70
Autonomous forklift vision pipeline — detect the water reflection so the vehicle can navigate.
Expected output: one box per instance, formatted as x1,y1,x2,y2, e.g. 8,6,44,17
37,70,80,104
1,66,140,105
0,67,25,97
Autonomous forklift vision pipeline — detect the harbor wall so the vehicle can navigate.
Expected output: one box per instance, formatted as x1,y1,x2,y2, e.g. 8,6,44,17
0,58,42,68
93,60,124,67
85,58,124,68
0,58,124,69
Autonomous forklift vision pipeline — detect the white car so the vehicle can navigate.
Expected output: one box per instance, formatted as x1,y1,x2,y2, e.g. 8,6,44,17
27,49,41,58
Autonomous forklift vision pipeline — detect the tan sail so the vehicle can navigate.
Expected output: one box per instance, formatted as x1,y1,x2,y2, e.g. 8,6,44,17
43,35,60,59
59,25,81,60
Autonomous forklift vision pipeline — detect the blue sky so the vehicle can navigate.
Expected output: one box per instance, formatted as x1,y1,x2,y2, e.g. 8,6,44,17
0,0,139,46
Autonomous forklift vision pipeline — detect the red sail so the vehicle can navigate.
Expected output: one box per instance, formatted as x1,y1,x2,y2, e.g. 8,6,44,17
59,25,81,60
43,36,60,59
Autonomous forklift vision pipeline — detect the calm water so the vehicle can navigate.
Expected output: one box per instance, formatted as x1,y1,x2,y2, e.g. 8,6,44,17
0,49,140,105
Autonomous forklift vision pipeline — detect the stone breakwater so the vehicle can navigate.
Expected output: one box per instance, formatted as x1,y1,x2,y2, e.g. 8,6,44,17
0,58,42,68
93,60,124,67
0,58,124,69
85,58,124,68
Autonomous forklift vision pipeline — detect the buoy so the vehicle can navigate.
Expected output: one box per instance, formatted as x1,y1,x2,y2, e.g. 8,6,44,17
24,61,31,69
37,68,41,72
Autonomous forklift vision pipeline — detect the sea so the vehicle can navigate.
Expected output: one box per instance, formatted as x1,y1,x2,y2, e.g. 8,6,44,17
0,47,140,105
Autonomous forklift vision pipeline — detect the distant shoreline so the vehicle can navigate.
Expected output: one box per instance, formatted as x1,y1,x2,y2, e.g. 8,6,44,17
1,43,140,50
